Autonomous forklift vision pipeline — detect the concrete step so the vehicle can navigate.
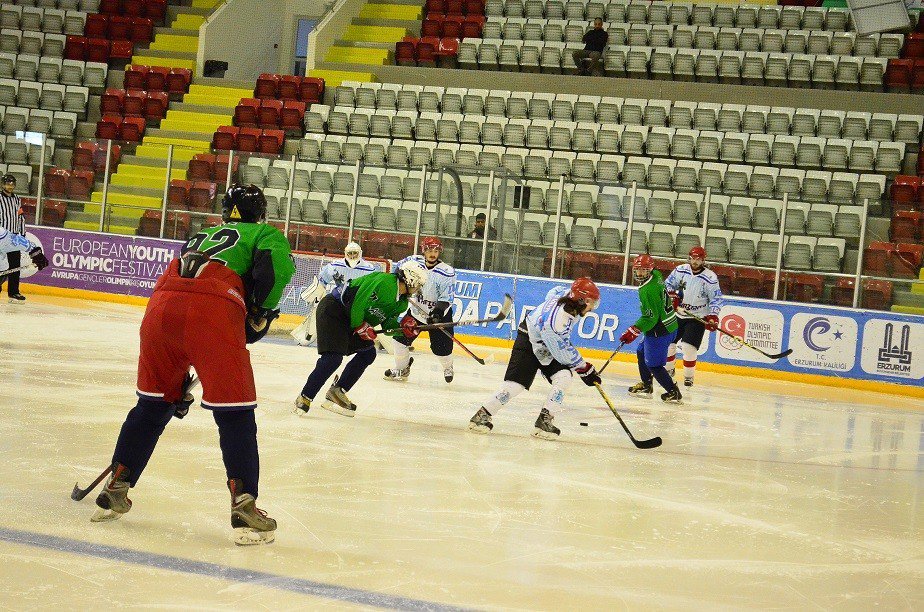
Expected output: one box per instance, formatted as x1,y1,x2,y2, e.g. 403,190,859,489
121,153,191,169
192,76,254,90
137,48,198,61
893,288,924,307
64,219,137,234
146,127,213,142
334,39,397,50
170,101,240,115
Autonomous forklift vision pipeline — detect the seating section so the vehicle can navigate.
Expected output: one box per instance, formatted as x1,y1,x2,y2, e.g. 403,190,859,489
64,34,133,62
95,113,146,140
211,125,284,154
864,241,924,278
123,64,192,95
233,97,307,132
0,78,89,114
254,74,325,104
101,87,168,120
84,13,153,43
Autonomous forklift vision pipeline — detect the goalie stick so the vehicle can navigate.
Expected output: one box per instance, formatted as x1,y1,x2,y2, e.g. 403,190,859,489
594,383,662,449
684,311,792,360
408,298,487,365
71,376,200,501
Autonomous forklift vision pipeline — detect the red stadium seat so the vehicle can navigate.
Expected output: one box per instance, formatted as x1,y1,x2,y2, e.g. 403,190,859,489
417,37,439,67
187,154,215,181
904,33,924,59
863,241,894,275
99,0,120,15
734,268,774,298
72,141,96,171
214,154,237,181
318,227,348,253
123,89,146,117
362,231,391,259
386,234,415,262
120,116,146,141
884,59,913,92
123,65,149,90
211,126,238,151
84,14,108,38
831,277,855,307
144,0,168,23
109,15,132,40
95,115,122,139
100,88,125,114
442,18,462,38
146,66,169,91
913,60,924,94
277,75,301,101
421,18,442,38
87,38,111,63
167,68,192,94
710,264,736,292
237,127,261,152
145,91,168,120
891,210,922,242
122,0,145,17
168,179,191,209
446,0,464,15
425,0,446,14
595,254,625,284
461,16,483,38
891,175,920,207
189,181,217,212
894,243,924,278
45,168,70,198
67,170,95,200
396,40,417,66
258,129,285,154
255,73,279,99
784,273,823,303
110,39,135,60
280,100,306,131
258,99,283,128
65,36,87,61
862,279,893,310
299,77,324,103
568,251,599,279
233,98,260,128
131,18,154,43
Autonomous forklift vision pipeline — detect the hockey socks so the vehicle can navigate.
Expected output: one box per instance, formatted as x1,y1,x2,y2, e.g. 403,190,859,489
484,380,526,414
337,347,376,391
111,398,174,486
637,359,676,393
301,352,344,399
214,410,259,499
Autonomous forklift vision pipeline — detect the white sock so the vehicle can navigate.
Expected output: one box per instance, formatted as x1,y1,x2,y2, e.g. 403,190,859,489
484,381,525,415
438,354,453,370
667,342,677,375
393,343,411,370
543,370,573,414
680,341,698,379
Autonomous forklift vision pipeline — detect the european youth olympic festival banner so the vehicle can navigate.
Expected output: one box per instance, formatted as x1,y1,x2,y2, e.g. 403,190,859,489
23,226,924,388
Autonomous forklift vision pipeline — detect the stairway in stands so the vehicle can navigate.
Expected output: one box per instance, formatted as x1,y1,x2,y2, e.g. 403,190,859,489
72,0,253,235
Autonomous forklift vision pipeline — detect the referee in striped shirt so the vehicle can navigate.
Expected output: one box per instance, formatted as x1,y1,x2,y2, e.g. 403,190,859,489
0,173,26,302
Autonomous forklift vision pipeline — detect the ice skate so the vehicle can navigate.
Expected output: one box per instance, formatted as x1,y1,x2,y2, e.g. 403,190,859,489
228,478,276,546
532,408,560,440
8,293,25,303
443,364,454,383
468,407,493,433
383,357,414,382
628,381,653,398
683,377,694,388
91,463,132,522
661,387,683,404
321,380,356,417
293,394,311,416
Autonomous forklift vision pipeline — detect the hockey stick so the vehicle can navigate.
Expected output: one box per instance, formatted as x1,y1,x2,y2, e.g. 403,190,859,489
684,311,792,360
415,293,513,332
408,298,487,365
594,383,662,449
597,342,626,374
71,376,200,501
0,264,35,277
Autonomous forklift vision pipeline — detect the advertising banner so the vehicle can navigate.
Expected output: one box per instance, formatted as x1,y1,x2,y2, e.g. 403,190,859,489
22,227,923,387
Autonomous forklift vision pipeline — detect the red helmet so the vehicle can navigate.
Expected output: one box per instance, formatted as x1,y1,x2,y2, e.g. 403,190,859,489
568,277,600,312
689,246,707,260
632,254,654,282
421,236,443,253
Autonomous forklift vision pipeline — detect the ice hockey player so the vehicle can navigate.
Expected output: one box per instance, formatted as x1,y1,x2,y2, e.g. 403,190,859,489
385,236,457,383
294,260,429,417
291,242,382,346
664,246,723,387
620,254,683,404
89,185,295,546
469,277,602,440
0,227,49,280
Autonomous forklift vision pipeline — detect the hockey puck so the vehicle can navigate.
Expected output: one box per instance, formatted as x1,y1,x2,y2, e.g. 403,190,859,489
580,422,588,426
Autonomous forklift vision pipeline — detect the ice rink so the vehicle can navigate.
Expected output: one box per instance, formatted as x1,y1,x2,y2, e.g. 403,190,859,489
1,294,922,610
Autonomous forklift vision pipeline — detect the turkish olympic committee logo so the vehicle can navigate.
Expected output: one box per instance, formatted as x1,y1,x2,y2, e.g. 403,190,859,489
714,305,784,364
860,319,923,381
788,314,857,372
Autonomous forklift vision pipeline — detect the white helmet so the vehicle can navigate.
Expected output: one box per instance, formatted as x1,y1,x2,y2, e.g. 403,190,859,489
397,259,429,292
344,241,362,267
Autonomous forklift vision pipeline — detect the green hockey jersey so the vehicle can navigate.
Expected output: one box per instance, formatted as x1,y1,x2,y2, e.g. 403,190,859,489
182,222,295,310
635,270,678,336
344,272,409,335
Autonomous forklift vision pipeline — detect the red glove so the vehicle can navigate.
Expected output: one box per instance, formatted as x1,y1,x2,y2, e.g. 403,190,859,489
668,291,680,311
704,314,719,331
619,326,641,344
354,322,377,341
400,313,420,339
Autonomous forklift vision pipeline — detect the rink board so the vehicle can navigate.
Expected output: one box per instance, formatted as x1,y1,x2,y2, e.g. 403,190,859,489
21,226,924,390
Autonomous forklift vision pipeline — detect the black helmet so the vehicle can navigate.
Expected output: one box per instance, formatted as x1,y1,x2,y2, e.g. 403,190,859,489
2,174,15,186
221,184,266,223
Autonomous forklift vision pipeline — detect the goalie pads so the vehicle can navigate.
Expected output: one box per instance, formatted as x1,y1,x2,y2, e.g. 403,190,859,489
291,277,327,346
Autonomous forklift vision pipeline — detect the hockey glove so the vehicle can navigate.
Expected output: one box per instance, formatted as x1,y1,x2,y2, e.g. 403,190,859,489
400,313,420,339
426,301,450,324
28,247,48,271
172,373,196,419
354,322,377,341
619,326,641,344
245,305,279,344
667,291,680,311
575,362,601,387
704,314,719,331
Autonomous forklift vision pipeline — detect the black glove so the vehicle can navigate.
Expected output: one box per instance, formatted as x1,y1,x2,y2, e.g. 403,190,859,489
28,247,48,271
575,362,601,387
427,301,450,324
245,305,279,344
172,373,196,419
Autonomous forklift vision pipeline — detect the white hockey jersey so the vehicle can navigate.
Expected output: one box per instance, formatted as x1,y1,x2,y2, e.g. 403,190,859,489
318,258,381,291
396,254,455,321
664,264,723,319
525,285,584,369
0,228,36,272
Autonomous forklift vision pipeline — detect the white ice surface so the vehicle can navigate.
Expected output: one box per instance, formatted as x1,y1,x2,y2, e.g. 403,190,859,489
0,295,921,610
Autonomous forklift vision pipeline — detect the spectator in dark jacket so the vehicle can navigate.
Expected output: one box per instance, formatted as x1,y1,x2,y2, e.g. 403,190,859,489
572,18,608,76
